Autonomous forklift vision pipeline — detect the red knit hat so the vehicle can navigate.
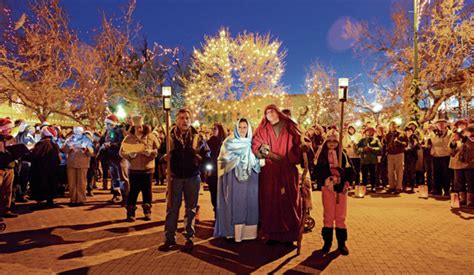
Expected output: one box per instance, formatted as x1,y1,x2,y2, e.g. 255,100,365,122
363,127,376,134
105,114,119,126
42,126,57,138
0,118,15,132
453,119,468,127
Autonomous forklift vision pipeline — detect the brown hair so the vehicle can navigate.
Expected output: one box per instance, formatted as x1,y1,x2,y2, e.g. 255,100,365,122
129,124,151,138
176,108,192,117
213,123,226,140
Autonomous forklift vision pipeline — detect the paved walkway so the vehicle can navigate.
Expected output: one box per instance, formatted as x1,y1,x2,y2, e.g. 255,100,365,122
0,184,473,274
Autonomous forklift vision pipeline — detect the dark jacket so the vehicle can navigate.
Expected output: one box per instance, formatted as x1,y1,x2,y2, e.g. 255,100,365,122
168,126,210,179
385,130,408,155
357,137,381,164
315,147,354,193
98,126,125,162
404,135,419,160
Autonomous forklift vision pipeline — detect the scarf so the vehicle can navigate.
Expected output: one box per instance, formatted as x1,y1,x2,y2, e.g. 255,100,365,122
328,149,340,177
218,118,260,181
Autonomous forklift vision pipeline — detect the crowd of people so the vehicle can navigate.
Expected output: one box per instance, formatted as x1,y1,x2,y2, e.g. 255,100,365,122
0,105,473,256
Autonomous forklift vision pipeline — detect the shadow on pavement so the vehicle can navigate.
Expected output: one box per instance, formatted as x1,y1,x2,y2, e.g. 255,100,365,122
59,267,88,275
450,208,474,220
284,249,339,274
0,219,133,254
366,192,400,199
189,237,296,273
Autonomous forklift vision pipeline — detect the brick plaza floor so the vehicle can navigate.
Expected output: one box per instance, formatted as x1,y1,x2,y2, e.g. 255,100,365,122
0,184,473,274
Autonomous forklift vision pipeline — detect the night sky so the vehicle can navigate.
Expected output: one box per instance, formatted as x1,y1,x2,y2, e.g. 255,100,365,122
12,0,398,94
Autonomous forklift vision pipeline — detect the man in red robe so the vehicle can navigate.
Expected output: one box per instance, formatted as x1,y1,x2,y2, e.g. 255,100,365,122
252,104,304,245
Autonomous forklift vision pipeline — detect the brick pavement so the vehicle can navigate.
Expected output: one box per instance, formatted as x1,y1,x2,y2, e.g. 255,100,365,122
0,184,473,274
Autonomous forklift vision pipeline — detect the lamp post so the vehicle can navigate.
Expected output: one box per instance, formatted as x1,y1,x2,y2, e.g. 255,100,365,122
162,86,172,208
338,78,348,163
372,103,383,124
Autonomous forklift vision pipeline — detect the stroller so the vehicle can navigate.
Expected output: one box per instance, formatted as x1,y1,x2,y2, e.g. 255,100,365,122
0,219,5,232
297,152,315,254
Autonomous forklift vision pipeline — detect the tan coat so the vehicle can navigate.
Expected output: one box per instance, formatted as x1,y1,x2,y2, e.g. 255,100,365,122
430,130,452,157
62,136,94,169
120,133,160,173
450,137,474,169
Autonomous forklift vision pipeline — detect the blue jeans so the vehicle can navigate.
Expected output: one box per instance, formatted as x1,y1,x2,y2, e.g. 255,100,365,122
165,175,201,242
109,159,129,196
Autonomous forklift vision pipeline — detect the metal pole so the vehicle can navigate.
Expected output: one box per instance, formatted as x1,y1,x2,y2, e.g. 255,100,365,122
165,109,172,209
338,101,345,164
413,0,420,122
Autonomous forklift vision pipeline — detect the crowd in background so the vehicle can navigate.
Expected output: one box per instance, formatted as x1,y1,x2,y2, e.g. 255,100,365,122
0,109,473,254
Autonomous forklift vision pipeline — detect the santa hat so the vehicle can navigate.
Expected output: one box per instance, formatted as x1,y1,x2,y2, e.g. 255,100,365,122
42,126,57,138
40,121,50,130
105,114,119,126
326,129,340,142
0,118,15,132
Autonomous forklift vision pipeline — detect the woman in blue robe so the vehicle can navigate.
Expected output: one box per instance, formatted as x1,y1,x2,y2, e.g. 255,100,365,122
213,118,262,242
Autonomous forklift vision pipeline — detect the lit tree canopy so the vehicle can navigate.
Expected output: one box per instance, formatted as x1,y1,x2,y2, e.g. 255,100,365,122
0,0,75,122
344,0,473,122
184,28,287,118
304,61,338,125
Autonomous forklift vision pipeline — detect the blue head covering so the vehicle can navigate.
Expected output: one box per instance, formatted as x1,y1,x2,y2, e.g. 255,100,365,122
218,118,260,181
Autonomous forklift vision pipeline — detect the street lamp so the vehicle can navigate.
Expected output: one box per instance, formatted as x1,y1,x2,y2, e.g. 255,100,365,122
372,103,383,124
338,78,348,156
116,104,126,120
338,78,349,102
372,103,383,113
394,117,403,126
162,85,172,208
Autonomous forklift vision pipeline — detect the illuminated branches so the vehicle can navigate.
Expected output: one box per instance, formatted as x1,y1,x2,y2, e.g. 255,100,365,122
184,28,287,119
304,61,338,125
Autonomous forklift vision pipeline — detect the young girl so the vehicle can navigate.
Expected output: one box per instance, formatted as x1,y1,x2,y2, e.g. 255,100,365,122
315,129,354,255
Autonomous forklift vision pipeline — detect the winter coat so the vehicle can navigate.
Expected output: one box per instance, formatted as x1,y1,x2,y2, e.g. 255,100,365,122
63,134,94,169
0,135,17,169
450,136,474,169
357,137,382,165
167,126,210,179
429,130,452,157
404,135,419,161
315,148,354,193
385,130,408,155
343,133,361,159
119,132,160,173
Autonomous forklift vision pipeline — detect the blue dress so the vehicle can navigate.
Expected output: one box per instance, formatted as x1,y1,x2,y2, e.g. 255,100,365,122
213,168,259,238
213,117,260,239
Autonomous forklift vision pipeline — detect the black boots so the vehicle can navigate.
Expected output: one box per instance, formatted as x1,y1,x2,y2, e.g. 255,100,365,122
142,203,152,221
322,227,349,256
126,206,136,222
321,227,333,255
335,228,349,256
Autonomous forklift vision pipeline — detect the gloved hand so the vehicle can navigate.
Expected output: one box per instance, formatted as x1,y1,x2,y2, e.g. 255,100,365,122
259,144,270,156
267,151,282,161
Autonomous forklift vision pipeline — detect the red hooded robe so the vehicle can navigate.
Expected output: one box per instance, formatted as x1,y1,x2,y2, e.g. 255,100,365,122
252,104,303,242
